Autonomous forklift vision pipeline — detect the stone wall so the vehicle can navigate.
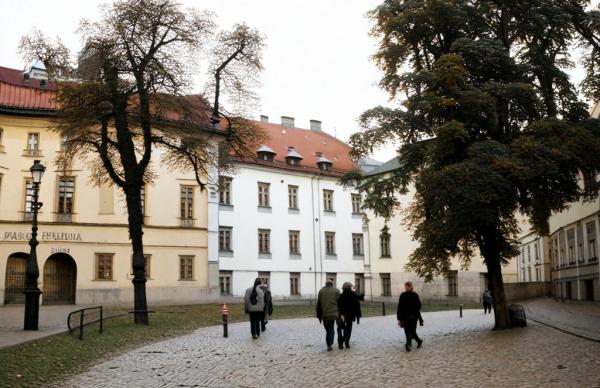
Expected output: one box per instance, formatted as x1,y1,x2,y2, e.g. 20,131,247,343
504,282,552,302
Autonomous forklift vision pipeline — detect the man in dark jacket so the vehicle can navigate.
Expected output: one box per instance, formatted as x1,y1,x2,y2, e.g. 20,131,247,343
397,281,423,352
482,289,493,314
316,280,340,351
260,283,273,331
337,282,362,349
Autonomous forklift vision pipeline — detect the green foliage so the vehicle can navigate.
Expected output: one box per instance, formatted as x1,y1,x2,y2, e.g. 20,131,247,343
351,0,600,284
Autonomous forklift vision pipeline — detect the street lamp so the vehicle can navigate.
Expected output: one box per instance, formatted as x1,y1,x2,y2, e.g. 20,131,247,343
24,159,45,330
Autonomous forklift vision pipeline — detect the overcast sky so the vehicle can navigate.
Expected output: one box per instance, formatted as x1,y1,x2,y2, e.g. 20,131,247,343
0,0,595,163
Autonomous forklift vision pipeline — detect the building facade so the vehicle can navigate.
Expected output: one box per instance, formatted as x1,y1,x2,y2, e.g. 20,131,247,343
361,158,518,303
0,65,222,306
218,117,365,298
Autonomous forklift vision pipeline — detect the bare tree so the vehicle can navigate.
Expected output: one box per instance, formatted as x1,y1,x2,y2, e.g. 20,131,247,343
20,0,266,325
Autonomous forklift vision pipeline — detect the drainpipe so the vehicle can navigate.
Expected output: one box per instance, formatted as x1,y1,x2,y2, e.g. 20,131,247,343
575,222,581,300
316,176,324,287
311,174,320,298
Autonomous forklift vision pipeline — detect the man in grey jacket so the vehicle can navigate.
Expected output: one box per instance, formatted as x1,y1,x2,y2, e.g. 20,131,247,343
244,278,265,339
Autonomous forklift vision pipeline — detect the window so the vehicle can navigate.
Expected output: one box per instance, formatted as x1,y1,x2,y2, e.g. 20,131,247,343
219,227,232,252
289,230,300,255
352,233,364,255
258,229,271,254
323,189,333,211
219,177,232,205
380,226,391,258
325,232,336,255
95,253,114,280
288,185,298,209
527,245,531,262
587,221,597,262
527,267,531,282
26,133,40,156
179,255,194,280
258,271,270,286
57,177,75,222
290,272,300,295
351,194,361,214
219,271,232,295
326,273,337,287
24,179,34,221
130,254,151,278
287,157,300,166
447,271,458,296
534,243,539,261
180,186,194,226
0,128,4,151
60,133,69,151
567,229,575,265
258,182,270,207
355,273,365,295
381,273,391,296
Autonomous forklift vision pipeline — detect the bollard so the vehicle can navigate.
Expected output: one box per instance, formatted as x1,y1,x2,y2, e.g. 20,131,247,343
460,304,463,318
382,302,386,316
221,304,229,338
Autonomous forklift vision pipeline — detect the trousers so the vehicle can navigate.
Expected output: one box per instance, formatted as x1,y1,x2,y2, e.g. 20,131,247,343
323,319,335,346
403,319,421,347
337,319,353,345
483,302,492,314
249,312,262,337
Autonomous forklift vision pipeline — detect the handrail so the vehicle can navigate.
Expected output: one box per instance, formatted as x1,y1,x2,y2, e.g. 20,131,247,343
67,306,104,340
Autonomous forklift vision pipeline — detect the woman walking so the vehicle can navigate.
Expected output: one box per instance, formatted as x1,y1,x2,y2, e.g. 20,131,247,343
244,278,265,339
337,282,362,349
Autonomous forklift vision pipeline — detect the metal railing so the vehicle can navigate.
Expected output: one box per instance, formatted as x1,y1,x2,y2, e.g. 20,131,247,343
67,306,104,340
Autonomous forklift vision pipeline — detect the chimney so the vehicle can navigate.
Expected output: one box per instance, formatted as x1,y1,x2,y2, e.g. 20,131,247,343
260,115,269,123
310,120,322,131
281,116,295,127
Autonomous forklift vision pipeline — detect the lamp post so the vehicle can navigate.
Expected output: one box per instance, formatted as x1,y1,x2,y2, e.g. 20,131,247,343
24,159,45,330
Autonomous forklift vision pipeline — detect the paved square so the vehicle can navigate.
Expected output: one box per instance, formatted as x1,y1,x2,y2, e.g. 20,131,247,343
64,310,600,387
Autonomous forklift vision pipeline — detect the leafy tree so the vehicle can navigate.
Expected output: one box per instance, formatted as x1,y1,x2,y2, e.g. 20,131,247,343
348,0,600,329
20,0,265,324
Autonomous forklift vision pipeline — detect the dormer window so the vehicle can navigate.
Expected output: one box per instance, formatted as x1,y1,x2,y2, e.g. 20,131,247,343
317,156,333,172
257,145,276,162
285,147,303,166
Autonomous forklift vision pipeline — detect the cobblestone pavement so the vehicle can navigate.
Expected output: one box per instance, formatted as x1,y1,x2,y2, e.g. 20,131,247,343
66,309,600,388
0,305,84,348
522,298,600,340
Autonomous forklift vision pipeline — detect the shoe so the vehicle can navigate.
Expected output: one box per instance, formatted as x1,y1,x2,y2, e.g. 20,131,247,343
338,343,344,349
327,345,333,351
345,343,350,349
261,327,266,332
252,335,258,339
405,345,412,352
417,340,423,349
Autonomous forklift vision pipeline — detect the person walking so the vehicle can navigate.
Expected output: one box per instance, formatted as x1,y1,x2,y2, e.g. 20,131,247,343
260,283,273,332
244,278,265,339
482,289,493,314
316,280,340,351
337,282,362,349
396,281,423,352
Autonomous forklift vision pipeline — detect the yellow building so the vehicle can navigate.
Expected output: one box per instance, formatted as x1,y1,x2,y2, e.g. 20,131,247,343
0,65,222,306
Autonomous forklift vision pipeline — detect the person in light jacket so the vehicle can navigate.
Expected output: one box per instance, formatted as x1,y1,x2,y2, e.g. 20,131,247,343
244,278,265,339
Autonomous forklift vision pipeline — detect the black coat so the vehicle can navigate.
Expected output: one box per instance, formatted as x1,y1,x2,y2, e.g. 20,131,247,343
396,290,422,321
337,290,362,322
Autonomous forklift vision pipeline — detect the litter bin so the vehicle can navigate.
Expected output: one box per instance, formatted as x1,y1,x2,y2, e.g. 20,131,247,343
508,304,527,327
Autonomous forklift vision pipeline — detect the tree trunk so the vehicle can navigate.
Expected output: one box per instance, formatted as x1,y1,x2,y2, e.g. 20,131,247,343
486,253,510,330
478,227,511,330
124,184,149,325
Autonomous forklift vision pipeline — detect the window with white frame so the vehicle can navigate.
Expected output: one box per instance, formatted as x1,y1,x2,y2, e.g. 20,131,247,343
26,133,40,156
290,272,300,295
380,226,391,258
219,271,232,295
351,194,361,214
219,176,232,205
325,232,336,255
57,177,75,222
219,227,232,252
258,229,271,254
180,186,194,226
258,182,270,207
352,233,363,255
323,189,333,211
289,230,300,255
288,185,298,209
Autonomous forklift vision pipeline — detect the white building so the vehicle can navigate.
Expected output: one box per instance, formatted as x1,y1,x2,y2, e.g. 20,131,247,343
217,117,365,298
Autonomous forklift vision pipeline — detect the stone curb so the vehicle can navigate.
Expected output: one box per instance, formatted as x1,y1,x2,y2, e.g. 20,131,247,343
526,314,600,343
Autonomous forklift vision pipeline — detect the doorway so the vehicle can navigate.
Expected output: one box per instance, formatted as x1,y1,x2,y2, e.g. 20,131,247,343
43,253,76,305
4,252,29,304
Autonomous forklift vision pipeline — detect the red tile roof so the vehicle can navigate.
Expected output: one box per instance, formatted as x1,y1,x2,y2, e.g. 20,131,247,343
239,121,356,174
0,66,56,112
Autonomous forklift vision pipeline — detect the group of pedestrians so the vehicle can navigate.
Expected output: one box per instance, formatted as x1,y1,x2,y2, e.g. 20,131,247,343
243,278,274,339
244,278,426,353
316,281,362,351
